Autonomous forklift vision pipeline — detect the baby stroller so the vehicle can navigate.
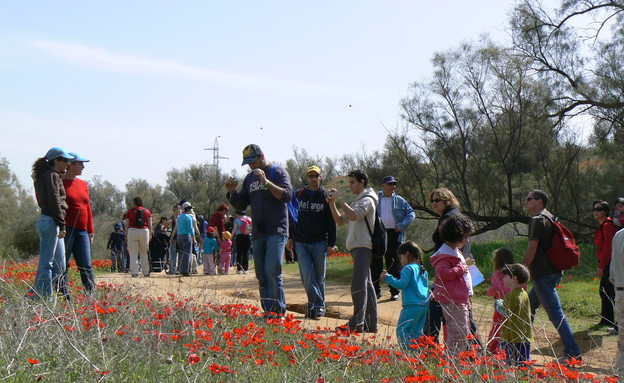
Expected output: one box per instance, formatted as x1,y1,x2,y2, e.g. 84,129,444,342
149,230,169,272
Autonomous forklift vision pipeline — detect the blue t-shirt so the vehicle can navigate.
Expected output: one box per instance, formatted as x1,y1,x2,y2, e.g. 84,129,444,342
203,237,220,254
177,213,194,236
384,263,429,306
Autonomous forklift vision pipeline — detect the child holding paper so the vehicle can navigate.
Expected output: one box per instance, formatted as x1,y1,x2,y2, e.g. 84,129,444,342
431,214,474,355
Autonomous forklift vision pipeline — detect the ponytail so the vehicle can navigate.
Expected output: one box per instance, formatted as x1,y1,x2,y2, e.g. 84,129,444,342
32,157,51,181
397,241,425,274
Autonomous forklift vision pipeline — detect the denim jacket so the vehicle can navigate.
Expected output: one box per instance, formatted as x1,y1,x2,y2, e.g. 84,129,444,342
377,191,415,242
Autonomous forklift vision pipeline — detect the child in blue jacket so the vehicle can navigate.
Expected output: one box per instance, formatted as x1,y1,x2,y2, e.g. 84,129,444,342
381,241,429,350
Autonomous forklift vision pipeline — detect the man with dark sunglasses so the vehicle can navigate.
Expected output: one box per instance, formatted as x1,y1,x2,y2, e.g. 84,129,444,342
522,189,582,364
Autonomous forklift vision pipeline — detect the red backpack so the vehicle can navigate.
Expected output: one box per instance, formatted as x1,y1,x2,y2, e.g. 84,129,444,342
540,214,581,270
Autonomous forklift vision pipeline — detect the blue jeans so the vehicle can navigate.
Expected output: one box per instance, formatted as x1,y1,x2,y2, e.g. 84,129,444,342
30,215,66,299
169,239,178,274
62,227,95,297
177,235,193,275
295,241,327,314
529,272,581,357
252,235,287,316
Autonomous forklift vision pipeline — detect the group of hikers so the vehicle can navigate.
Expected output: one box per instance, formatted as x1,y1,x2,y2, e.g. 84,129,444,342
29,144,623,374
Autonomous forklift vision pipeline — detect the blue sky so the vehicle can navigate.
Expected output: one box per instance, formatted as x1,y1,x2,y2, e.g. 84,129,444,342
0,1,530,192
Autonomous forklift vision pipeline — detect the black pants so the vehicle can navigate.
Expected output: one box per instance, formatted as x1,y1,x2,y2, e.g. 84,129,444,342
370,229,401,296
599,262,616,326
235,234,251,271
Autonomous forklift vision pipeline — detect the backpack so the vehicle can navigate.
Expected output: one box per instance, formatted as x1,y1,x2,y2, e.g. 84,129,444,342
540,214,580,270
268,165,299,227
362,195,387,256
239,216,252,235
134,208,145,227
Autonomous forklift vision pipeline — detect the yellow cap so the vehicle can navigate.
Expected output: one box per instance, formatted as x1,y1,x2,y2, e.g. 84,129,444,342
306,165,321,175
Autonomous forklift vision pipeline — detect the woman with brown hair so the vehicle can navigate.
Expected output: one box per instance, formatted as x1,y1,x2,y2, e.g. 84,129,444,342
29,147,73,299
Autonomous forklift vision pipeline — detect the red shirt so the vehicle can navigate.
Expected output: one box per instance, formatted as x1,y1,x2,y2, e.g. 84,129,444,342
125,207,152,229
63,178,94,234
594,217,618,269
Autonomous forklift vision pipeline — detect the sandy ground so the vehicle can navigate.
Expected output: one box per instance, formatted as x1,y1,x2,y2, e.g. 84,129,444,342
97,267,618,376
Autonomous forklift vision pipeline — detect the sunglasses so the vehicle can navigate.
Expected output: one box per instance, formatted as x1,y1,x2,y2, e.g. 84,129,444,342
431,199,445,203
593,207,606,212
307,174,320,179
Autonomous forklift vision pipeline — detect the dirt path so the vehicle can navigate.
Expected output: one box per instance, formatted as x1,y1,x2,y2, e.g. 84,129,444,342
97,269,617,376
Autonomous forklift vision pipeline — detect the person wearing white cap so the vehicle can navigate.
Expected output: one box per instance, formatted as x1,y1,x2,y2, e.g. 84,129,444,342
28,147,73,299
59,152,95,299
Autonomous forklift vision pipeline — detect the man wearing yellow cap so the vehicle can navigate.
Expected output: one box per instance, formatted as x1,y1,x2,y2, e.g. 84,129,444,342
287,165,337,319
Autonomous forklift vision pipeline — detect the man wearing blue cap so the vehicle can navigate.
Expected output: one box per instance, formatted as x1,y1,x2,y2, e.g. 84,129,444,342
373,175,415,300
225,144,293,319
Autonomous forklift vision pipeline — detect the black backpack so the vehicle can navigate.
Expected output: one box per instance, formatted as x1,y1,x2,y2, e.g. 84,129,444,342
362,196,387,256
134,208,145,227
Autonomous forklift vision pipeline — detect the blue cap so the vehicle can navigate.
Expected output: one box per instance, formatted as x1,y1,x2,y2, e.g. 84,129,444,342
241,144,263,166
68,152,90,163
45,147,73,161
382,176,397,184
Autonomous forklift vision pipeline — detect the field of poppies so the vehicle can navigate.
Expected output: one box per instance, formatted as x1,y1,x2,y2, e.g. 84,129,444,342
0,258,618,382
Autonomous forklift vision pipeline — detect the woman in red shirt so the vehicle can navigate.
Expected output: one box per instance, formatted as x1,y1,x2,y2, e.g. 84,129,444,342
209,203,229,241
60,152,95,299
593,200,618,328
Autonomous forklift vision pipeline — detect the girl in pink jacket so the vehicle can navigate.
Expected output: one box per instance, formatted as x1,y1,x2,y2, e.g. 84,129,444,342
430,214,474,355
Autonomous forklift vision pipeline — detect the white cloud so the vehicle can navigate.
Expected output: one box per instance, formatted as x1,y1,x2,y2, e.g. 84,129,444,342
31,40,347,96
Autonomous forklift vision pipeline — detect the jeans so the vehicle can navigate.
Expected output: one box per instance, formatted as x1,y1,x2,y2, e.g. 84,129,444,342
502,342,531,366
397,304,427,350
31,215,66,299
61,227,95,297
528,272,581,357
252,235,287,316
177,234,193,275
169,239,178,274
295,241,327,315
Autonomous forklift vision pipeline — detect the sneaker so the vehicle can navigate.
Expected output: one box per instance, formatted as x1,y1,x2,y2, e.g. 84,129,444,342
131,274,139,278
237,270,242,275
391,294,399,301
607,327,619,336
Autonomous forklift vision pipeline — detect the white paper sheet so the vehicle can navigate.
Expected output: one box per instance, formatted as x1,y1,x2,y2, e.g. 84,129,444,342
468,265,485,287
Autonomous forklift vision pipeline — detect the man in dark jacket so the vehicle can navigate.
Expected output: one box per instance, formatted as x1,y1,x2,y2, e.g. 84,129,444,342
287,165,337,319
226,144,293,319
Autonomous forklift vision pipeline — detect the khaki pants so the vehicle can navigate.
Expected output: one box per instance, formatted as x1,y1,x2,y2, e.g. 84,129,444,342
128,228,149,276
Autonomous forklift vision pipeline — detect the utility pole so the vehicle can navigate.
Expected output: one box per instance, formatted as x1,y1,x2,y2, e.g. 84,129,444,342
204,137,228,170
